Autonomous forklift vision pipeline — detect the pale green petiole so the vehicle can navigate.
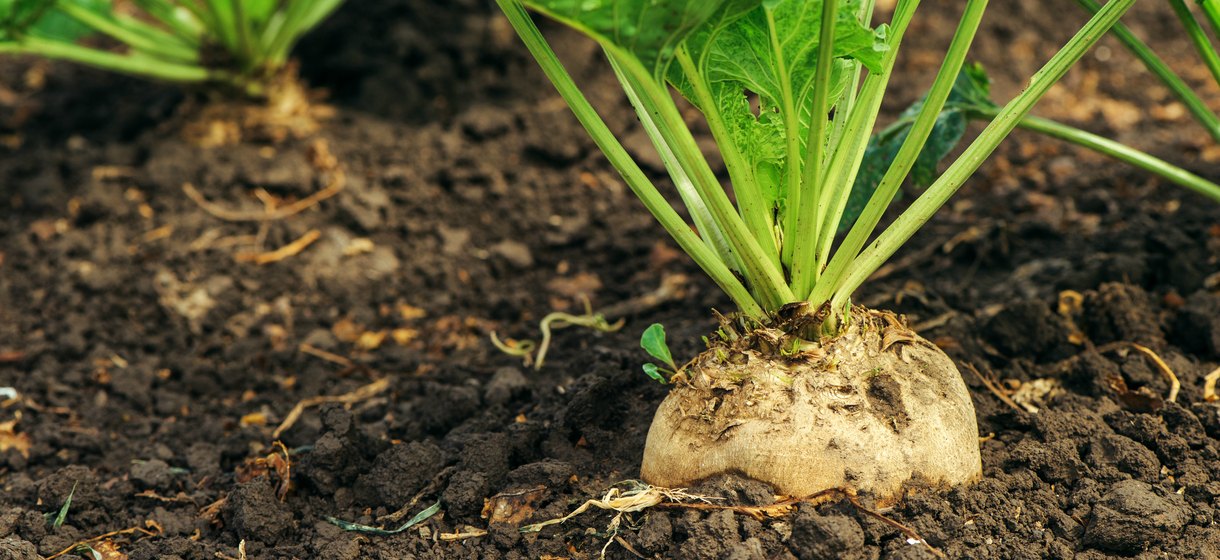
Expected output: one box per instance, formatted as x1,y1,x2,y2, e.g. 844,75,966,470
0,37,212,82
1170,0,1220,86
810,0,988,306
610,53,747,276
832,0,1139,311
791,0,840,283
1202,0,1220,40
1075,0,1220,142
494,0,766,318
1000,112,1220,203
806,0,919,297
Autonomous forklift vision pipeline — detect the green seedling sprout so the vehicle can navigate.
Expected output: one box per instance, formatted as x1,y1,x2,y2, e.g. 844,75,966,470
0,0,344,96
640,323,677,383
498,0,1136,501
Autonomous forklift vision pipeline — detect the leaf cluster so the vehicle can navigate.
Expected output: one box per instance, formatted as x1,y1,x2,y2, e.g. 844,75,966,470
500,0,1136,329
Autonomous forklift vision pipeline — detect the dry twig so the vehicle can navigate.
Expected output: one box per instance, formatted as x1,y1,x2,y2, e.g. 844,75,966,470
182,168,345,223
272,378,390,438
299,343,354,367
964,362,1025,414
1098,342,1180,402
44,521,162,560
235,229,321,264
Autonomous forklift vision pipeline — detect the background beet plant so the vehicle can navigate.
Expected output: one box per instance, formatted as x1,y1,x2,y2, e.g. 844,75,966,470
0,0,343,95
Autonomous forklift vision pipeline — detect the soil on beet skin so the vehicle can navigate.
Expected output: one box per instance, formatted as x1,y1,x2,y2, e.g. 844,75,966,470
2,1,1219,559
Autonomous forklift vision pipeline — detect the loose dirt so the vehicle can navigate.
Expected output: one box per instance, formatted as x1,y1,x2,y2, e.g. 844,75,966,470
1,1,1218,558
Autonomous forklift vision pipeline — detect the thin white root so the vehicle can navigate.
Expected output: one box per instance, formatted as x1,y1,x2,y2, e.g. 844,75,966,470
519,481,719,560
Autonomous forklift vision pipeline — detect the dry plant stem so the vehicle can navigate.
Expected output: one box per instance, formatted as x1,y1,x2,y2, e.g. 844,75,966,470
181,168,345,222
44,523,162,560
298,343,353,367
842,492,946,559
234,228,321,264
1204,366,1220,402
642,309,981,504
654,488,842,520
1097,342,1180,402
440,528,489,541
964,362,1025,414
614,536,647,559
272,377,389,438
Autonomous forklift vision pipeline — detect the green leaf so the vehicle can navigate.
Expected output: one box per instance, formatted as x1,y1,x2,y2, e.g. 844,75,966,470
670,0,887,213
642,363,668,383
53,481,77,529
839,63,996,232
520,0,733,78
640,323,676,369
326,501,441,535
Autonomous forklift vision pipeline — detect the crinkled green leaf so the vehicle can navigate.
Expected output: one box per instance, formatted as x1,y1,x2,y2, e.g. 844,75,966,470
670,0,887,212
520,0,734,78
839,63,996,233
640,323,676,369
642,363,668,383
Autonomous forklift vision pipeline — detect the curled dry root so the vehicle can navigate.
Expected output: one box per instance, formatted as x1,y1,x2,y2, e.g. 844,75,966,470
641,308,981,505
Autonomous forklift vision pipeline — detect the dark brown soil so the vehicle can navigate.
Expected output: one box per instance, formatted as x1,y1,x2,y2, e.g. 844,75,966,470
2,2,1219,559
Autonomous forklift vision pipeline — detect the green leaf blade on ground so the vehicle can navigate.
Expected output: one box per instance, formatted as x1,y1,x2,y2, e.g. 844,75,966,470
326,501,442,535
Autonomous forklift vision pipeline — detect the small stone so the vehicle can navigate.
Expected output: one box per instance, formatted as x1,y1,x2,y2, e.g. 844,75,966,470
460,106,513,139
130,459,173,489
490,240,533,269
484,367,528,405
